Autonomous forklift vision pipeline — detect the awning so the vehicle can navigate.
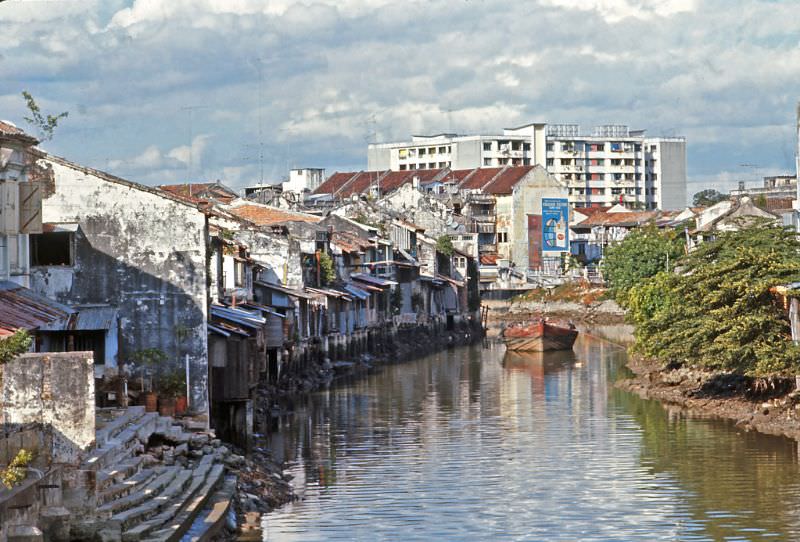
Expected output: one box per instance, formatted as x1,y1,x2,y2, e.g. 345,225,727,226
240,302,286,318
208,323,231,337
0,280,74,336
351,273,398,288
436,274,465,287
419,274,445,286
42,222,79,233
397,248,418,265
210,304,266,330
254,280,316,300
342,283,371,300
306,287,353,301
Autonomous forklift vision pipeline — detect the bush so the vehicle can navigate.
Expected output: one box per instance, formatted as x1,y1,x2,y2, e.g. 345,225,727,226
629,222,800,376
0,330,32,365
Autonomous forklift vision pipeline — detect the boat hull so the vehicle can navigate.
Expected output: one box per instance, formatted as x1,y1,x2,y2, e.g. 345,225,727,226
504,321,578,352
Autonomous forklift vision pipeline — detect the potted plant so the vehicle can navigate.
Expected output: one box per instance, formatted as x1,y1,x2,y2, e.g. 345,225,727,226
157,370,185,417
130,348,168,412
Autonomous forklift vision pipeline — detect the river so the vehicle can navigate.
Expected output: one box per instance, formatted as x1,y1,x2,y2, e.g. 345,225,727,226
260,331,800,541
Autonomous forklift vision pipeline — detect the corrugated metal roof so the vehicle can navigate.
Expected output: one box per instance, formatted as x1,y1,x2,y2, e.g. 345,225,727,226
0,281,74,336
342,284,371,300
350,273,398,287
254,280,316,300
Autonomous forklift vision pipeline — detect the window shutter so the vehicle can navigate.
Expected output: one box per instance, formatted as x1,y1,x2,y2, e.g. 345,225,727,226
19,181,43,234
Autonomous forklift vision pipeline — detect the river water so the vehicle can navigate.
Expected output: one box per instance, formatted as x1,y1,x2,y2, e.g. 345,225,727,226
262,331,800,541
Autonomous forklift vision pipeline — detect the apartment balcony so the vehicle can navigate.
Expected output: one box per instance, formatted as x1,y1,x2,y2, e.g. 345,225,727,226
470,212,496,222
468,222,496,234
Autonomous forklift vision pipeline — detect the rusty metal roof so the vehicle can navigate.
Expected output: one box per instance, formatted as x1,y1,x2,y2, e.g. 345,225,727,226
0,281,74,337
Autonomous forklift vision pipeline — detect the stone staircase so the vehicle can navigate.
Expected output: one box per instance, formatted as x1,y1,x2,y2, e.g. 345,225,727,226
71,407,235,542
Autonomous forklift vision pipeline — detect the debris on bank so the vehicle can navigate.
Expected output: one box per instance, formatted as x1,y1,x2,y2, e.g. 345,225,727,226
618,356,800,441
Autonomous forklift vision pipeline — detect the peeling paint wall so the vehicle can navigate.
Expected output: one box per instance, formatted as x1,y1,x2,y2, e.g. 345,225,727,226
0,352,94,465
28,157,210,416
235,229,302,287
509,167,570,270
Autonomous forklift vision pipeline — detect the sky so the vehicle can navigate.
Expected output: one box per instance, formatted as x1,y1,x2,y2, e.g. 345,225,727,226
2,0,800,200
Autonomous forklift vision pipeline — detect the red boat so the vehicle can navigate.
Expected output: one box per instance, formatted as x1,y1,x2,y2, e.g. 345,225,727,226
503,320,578,351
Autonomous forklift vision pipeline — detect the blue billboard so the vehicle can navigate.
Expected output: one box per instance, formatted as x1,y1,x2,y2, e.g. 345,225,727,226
542,198,569,251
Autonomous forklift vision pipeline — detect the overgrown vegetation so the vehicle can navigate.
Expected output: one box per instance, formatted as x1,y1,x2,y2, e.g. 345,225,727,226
514,280,606,307
435,235,454,257
1,449,34,490
21,91,68,141
603,223,684,307
617,220,800,376
0,330,32,365
318,251,336,285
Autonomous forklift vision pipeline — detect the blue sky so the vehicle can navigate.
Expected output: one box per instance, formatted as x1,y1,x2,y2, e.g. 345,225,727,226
2,0,799,199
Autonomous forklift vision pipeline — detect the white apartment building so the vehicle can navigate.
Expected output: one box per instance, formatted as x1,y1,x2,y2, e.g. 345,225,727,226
368,123,687,210
282,167,325,194
367,123,548,172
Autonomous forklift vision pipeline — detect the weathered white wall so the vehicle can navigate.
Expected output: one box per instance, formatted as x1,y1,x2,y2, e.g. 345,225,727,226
29,156,210,417
509,166,569,270
0,351,94,465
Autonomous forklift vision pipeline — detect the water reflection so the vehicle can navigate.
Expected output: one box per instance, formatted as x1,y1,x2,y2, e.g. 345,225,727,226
262,334,800,541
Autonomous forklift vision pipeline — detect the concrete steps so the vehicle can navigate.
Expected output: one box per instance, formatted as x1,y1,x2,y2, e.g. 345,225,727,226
99,467,160,506
182,475,237,542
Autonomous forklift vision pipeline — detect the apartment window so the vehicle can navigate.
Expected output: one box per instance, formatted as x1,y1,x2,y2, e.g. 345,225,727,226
591,173,601,181
428,147,436,154
523,142,531,151
399,164,407,170
512,159,521,166
635,173,642,181
652,187,658,194
410,163,417,170
613,173,622,181
483,142,492,151
652,173,658,181
484,158,492,166
511,141,521,151
523,158,531,165
497,232,508,243
438,162,447,168
610,159,621,166
30,232,73,266
447,146,451,153
611,188,622,195
634,144,642,152
594,144,605,152
561,143,573,152
546,143,554,151
438,146,446,154
419,148,427,156
624,159,634,166
560,158,572,166
546,158,554,167
635,187,642,195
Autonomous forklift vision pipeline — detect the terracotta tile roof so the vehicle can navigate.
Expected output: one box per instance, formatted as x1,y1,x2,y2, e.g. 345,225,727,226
0,120,37,143
228,204,321,226
480,253,499,265
483,166,535,195
159,183,238,204
440,169,476,185
459,167,503,190
574,206,611,216
332,231,373,253
576,211,659,228
761,197,795,212
313,172,363,196
338,171,384,198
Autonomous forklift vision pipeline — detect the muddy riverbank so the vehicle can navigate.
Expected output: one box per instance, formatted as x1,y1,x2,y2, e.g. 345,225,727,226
618,356,800,441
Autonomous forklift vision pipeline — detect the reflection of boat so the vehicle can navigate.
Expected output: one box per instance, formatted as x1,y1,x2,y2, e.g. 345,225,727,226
503,320,578,351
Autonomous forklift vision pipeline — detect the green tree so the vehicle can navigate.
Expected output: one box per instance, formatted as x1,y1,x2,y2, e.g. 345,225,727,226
21,91,68,141
435,235,454,257
692,189,727,207
627,222,800,376
602,224,684,307
0,330,32,365
318,251,335,285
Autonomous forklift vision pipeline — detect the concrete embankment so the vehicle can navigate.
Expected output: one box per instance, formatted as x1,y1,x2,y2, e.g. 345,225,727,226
618,356,800,441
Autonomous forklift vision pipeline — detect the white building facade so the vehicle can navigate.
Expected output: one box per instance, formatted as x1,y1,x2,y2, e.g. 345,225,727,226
0,121,41,287
368,123,687,210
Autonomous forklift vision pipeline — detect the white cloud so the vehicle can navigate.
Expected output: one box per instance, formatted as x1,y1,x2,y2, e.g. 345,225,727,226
2,0,799,193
